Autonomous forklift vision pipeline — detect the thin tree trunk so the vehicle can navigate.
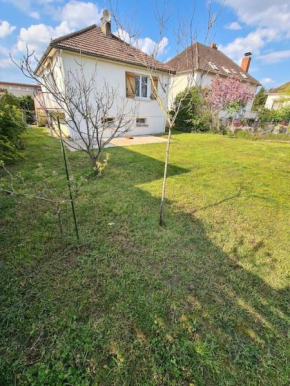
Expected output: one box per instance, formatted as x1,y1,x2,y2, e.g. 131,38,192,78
57,207,63,237
159,126,172,226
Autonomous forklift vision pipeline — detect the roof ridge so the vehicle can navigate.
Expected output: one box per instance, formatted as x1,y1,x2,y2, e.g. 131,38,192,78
51,24,97,44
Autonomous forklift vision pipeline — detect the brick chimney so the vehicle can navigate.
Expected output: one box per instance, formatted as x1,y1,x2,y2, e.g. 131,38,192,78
101,12,111,37
210,42,217,50
241,53,252,72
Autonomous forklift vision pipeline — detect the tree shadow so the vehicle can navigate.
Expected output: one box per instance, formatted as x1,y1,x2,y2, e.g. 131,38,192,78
95,145,290,384
1,138,289,385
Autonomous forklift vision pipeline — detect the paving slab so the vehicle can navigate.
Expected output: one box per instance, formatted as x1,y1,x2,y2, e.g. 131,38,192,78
64,135,167,151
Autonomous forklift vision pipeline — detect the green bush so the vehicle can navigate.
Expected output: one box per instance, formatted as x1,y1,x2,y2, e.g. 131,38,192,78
0,104,27,164
0,89,35,124
19,95,35,124
258,106,290,123
253,87,267,110
173,87,211,132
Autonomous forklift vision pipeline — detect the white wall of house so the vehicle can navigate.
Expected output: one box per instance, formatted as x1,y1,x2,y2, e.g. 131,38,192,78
168,72,195,108
0,83,40,97
265,94,290,110
42,50,170,139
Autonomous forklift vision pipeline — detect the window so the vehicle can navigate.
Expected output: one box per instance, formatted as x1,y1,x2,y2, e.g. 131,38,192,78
126,72,158,100
136,117,147,126
135,75,149,99
240,72,248,79
231,69,238,74
101,117,115,127
208,61,219,71
222,66,231,74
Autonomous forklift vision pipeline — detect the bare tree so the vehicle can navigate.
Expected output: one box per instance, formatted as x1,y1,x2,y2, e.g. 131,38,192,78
112,0,219,225
12,51,138,172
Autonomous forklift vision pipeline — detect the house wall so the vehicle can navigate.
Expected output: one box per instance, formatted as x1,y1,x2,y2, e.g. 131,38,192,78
168,73,195,108
265,94,290,110
53,51,170,139
0,83,41,97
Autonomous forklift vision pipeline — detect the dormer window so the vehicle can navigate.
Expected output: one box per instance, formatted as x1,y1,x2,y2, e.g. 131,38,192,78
240,72,248,79
231,69,238,74
222,66,231,74
208,62,219,71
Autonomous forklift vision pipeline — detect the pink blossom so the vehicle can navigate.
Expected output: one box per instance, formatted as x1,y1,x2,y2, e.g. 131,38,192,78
206,75,255,112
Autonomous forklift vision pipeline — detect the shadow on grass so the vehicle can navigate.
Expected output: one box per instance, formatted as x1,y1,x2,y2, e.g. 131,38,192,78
90,145,290,384
0,133,289,385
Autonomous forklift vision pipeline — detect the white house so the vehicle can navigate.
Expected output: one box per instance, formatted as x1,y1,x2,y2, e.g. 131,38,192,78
265,82,290,110
167,42,260,119
34,12,174,138
0,81,41,98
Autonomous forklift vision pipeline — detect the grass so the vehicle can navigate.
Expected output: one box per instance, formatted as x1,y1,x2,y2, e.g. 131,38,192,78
1,128,290,385
234,130,290,142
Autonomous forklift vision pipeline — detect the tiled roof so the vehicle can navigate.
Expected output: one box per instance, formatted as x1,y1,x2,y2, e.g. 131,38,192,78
0,81,41,89
268,81,290,94
37,25,174,74
167,42,260,85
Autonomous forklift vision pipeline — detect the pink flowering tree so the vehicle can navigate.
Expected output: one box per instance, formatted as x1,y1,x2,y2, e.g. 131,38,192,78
206,75,255,131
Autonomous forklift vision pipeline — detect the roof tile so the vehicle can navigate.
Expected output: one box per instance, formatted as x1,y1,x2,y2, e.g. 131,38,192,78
167,42,260,85
50,25,174,73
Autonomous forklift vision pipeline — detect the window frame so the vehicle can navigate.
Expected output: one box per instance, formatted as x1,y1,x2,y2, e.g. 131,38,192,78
136,117,148,126
101,116,115,127
240,72,248,79
135,74,151,100
222,66,231,74
208,61,219,71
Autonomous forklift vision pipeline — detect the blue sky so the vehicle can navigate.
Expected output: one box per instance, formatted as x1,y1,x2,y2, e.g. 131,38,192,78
0,0,290,88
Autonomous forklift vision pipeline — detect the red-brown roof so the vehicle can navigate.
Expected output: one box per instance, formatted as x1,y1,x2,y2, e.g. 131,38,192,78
0,81,41,89
36,25,174,74
268,81,290,94
167,42,260,85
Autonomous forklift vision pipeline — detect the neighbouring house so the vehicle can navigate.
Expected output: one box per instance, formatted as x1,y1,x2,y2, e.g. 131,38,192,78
265,82,290,110
0,81,41,98
34,12,174,139
167,42,260,119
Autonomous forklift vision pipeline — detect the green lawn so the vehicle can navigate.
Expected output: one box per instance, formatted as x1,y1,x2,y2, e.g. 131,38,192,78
1,128,290,385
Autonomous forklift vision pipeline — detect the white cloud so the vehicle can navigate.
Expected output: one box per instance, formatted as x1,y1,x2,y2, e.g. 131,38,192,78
4,1,101,28
17,22,72,57
0,21,16,38
12,1,103,59
225,21,242,30
137,37,169,56
219,28,276,61
260,77,275,85
258,50,290,64
221,0,290,31
114,28,131,44
218,1,290,63
61,1,103,28
115,28,169,56
29,11,40,19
